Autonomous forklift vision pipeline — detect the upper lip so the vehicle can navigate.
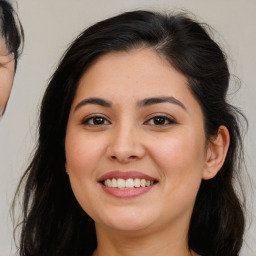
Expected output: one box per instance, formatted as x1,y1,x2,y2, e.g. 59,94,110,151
98,171,157,182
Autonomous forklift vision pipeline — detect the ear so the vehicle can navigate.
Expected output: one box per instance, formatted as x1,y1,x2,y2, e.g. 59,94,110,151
203,126,230,180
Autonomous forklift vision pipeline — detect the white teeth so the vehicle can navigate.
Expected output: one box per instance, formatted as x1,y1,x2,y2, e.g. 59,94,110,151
140,179,146,187
125,178,134,188
104,179,111,187
134,178,140,187
112,178,117,188
103,178,155,189
117,178,126,188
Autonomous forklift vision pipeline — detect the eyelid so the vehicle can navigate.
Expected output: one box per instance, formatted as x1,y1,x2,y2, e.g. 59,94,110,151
144,113,177,126
81,114,111,125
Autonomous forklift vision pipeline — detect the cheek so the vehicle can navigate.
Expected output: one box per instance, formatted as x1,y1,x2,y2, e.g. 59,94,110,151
65,131,105,216
150,129,206,185
0,65,15,112
152,132,206,213
65,132,106,175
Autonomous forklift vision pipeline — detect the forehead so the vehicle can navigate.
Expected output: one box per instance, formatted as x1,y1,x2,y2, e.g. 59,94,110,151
76,49,187,94
72,49,202,116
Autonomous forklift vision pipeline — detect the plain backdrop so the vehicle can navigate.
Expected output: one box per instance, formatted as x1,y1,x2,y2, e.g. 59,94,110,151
0,0,255,255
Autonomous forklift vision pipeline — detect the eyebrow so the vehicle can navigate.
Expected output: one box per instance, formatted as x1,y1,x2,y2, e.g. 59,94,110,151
74,98,112,111
74,96,186,111
137,96,187,111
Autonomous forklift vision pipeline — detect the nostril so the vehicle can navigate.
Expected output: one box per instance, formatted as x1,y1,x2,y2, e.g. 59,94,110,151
110,155,137,161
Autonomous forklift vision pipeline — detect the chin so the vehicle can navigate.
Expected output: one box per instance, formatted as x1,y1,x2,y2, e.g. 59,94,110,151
95,208,156,232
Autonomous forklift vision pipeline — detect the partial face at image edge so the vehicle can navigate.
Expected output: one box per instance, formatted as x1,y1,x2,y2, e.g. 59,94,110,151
0,40,15,116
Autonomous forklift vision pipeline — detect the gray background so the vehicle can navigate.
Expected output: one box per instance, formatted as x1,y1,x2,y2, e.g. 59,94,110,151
0,0,255,255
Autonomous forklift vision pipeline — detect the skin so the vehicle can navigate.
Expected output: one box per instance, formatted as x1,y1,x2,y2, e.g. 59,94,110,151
0,40,15,116
65,48,229,256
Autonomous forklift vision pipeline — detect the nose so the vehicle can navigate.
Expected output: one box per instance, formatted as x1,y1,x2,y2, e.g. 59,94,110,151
106,124,145,163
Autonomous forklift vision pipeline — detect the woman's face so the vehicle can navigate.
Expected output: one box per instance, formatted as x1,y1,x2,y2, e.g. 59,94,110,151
65,48,212,235
0,40,15,115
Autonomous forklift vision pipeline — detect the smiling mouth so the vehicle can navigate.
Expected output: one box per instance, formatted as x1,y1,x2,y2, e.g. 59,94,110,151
102,178,158,189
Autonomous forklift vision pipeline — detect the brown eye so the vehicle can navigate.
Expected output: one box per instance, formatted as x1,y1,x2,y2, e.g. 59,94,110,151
145,115,176,126
153,117,166,125
82,115,111,125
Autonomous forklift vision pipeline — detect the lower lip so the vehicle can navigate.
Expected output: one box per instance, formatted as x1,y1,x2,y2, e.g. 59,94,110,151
100,183,155,198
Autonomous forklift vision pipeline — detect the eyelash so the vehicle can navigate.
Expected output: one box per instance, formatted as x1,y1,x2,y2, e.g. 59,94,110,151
144,115,176,126
81,114,176,127
82,115,111,126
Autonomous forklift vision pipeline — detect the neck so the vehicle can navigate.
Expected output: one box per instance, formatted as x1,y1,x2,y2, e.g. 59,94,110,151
93,222,197,256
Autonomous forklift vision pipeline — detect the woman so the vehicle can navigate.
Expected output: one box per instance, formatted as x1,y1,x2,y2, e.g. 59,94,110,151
15,10,246,256
0,0,23,116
